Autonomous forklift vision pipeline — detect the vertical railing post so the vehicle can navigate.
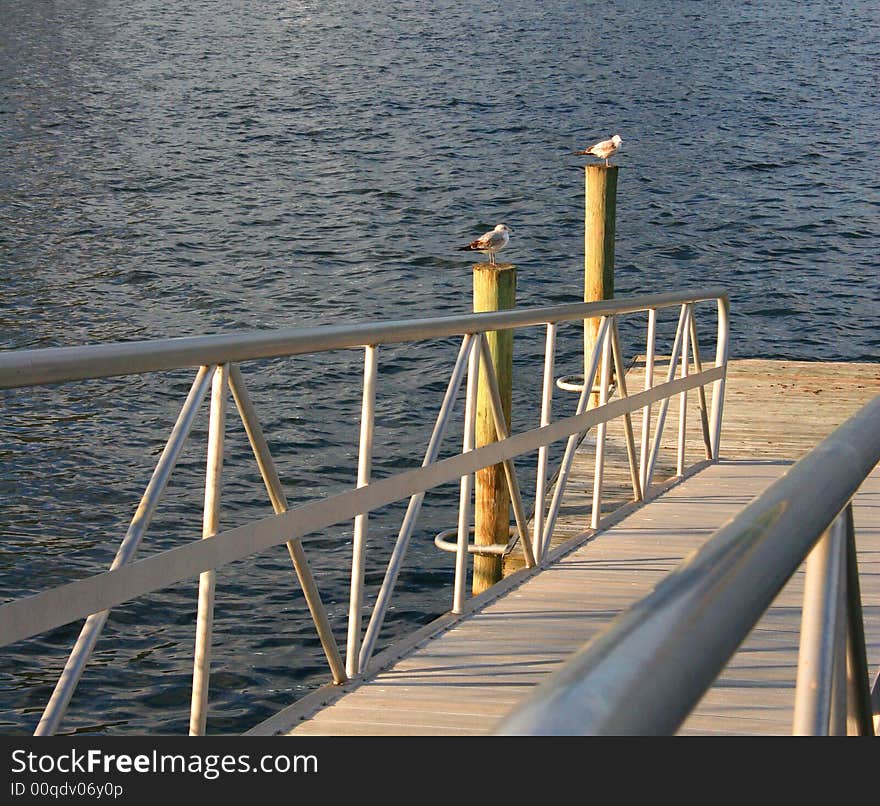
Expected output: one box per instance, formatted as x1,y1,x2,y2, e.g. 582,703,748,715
189,363,229,736
639,309,657,493
532,323,557,563
829,537,849,736
842,504,875,735
590,324,613,530
709,295,729,459
793,512,847,735
346,345,378,677
676,305,691,477
453,334,481,614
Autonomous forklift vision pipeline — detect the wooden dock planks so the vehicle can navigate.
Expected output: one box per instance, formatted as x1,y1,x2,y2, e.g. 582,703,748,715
250,359,880,736
506,357,880,569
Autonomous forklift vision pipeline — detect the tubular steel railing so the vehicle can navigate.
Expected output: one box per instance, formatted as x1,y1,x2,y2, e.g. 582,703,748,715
495,394,880,737
0,288,729,735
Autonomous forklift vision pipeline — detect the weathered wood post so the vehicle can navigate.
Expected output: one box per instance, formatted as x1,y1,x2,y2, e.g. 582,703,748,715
473,262,516,595
584,165,618,404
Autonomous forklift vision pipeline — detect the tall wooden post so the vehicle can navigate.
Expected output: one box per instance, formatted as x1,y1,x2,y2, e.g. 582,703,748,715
473,262,515,595
584,165,618,405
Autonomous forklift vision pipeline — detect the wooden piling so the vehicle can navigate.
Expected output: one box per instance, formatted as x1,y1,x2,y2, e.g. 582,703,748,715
584,165,618,404
473,262,516,595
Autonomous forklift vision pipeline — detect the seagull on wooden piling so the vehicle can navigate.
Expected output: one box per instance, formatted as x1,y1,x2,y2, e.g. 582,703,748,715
574,134,623,166
457,223,512,265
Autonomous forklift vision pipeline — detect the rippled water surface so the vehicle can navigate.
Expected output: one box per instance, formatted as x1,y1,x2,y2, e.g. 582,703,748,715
1,0,878,734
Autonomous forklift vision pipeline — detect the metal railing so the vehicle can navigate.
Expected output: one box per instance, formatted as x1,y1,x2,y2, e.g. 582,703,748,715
495,394,880,736
0,288,729,735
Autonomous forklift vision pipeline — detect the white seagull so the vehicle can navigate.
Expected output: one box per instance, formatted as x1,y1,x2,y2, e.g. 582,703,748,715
457,223,512,265
574,134,622,166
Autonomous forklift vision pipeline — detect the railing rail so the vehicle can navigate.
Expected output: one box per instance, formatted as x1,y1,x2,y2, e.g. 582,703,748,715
0,288,729,734
495,394,880,736
0,289,724,389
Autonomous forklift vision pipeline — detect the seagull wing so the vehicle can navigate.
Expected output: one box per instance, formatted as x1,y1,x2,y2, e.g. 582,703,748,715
459,227,509,252
459,231,491,251
463,230,490,249
574,140,603,156
481,230,506,249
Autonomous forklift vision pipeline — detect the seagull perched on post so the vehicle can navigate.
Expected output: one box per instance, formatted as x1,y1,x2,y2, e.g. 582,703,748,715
574,134,622,166
457,223,512,265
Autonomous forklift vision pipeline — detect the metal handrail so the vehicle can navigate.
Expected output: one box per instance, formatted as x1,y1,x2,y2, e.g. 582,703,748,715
0,288,729,734
495,394,880,736
0,289,724,389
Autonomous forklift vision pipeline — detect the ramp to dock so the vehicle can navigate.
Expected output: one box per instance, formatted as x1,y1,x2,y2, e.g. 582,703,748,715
250,457,880,736
249,359,880,736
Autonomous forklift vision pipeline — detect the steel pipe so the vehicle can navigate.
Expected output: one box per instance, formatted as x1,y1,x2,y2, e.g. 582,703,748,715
709,295,730,459
189,364,229,736
346,345,378,676
639,309,657,493
532,323,557,563
676,305,690,477
829,530,849,736
590,327,613,530
842,506,875,735
453,335,481,613
793,513,847,735
0,290,729,391
610,319,642,503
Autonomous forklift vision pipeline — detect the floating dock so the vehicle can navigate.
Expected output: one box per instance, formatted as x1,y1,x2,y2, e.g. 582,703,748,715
249,358,880,736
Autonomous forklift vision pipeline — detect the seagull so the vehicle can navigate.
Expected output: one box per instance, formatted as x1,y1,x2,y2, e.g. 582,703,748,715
457,223,512,265
574,134,622,166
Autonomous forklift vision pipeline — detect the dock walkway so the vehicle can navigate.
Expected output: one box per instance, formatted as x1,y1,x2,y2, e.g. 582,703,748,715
250,359,880,736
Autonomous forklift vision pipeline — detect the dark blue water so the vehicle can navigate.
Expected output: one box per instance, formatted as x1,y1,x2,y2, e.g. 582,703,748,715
1,0,878,735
